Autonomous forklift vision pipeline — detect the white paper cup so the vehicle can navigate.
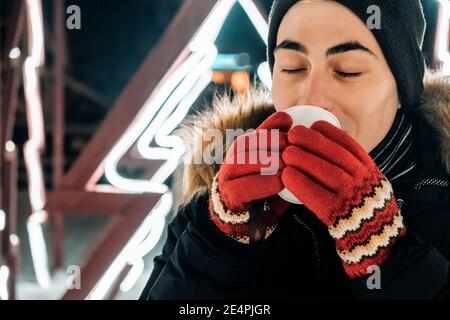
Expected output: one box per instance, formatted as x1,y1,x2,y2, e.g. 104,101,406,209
278,105,341,205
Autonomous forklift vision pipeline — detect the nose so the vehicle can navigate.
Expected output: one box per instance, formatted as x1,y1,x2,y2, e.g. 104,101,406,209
297,71,332,111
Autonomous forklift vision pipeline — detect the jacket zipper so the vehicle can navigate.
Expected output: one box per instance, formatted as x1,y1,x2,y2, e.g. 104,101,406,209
413,178,449,190
394,177,450,190
292,212,322,278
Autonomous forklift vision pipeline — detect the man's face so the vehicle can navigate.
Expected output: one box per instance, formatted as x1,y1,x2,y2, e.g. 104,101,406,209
271,0,400,153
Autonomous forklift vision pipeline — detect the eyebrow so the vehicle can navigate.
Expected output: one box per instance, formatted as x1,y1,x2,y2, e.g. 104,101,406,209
274,39,377,58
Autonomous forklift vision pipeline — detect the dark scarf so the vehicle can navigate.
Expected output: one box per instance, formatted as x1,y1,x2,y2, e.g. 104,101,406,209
369,109,418,182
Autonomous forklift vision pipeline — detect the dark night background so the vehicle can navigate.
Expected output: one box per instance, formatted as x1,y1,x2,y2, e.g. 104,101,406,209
0,0,443,299
0,0,439,186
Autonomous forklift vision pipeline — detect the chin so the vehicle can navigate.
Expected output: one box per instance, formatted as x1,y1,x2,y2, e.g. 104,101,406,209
344,130,357,140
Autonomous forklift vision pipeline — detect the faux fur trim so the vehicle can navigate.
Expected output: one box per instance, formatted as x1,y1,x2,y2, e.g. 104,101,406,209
419,70,450,173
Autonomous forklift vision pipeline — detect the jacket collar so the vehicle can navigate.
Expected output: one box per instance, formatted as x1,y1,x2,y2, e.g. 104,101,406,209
178,70,450,206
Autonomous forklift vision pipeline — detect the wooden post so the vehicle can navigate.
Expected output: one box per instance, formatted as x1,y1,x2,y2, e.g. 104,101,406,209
0,0,25,300
52,0,67,270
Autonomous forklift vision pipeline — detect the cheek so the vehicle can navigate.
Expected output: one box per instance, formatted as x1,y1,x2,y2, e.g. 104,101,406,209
338,78,395,117
323,84,382,135
335,82,397,151
271,74,303,111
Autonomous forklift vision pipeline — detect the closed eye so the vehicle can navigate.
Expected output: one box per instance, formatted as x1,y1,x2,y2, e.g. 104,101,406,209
335,71,362,78
281,68,307,75
281,69,362,78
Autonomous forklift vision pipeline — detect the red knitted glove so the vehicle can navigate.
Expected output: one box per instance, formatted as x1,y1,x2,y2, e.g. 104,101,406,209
281,121,406,278
209,112,293,244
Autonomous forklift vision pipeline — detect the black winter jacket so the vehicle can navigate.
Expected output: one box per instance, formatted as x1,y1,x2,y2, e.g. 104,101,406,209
140,73,450,300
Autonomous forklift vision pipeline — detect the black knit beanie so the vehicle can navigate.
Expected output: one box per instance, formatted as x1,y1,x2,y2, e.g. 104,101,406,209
267,0,427,110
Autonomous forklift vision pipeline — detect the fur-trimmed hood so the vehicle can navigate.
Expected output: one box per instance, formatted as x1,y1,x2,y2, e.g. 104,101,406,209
178,71,450,206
